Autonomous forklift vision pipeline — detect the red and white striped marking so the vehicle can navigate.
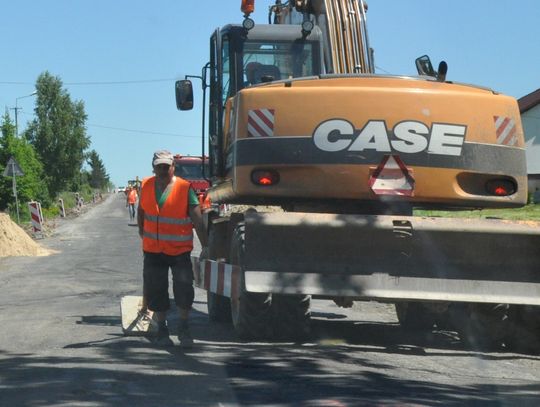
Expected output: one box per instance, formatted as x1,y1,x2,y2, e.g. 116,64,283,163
28,201,43,234
58,198,66,218
494,116,518,147
192,258,241,300
247,109,275,138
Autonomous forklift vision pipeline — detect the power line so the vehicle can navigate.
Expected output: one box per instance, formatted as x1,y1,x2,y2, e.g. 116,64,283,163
17,112,197,138
0,78,177,86
65,78,176,85
0,81,32,85
375,65,392,75
87,124,198,138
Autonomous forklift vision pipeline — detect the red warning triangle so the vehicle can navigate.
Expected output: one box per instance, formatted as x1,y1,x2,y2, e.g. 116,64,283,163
369,155,415,196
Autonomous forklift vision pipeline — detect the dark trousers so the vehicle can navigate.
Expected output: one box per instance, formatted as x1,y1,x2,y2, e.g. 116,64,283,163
143,251,194,312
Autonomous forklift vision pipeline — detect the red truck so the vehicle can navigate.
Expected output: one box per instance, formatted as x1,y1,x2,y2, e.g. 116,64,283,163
173,155,210,204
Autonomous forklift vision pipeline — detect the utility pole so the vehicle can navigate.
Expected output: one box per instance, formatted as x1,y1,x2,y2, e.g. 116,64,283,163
11,91,37,136
10,106,22,136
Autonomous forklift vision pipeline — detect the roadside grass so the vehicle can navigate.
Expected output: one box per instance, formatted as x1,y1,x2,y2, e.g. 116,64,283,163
7,190,107,225
415,203,540,221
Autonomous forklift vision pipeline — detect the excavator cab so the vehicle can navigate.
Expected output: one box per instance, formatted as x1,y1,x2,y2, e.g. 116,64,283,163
176,23,323,177
206,24,324,178
239,28,321,87
245,62,281,85
215,24,323,96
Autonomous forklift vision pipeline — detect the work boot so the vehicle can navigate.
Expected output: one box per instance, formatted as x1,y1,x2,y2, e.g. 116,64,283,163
153,322,173,347
178,319,194,348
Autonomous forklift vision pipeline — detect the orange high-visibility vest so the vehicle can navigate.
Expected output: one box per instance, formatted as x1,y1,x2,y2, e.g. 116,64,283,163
140,176,193,255
127,189,138,204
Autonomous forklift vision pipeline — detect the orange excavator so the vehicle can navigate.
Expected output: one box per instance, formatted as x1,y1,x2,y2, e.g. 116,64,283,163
175,0,540,349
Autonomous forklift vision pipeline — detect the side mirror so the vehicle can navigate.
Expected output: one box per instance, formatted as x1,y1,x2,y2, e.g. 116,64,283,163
415,55,437,77
415,55,448,82
175,80,194,110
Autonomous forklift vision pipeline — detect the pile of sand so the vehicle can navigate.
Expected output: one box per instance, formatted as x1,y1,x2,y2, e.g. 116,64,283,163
0,213,53,257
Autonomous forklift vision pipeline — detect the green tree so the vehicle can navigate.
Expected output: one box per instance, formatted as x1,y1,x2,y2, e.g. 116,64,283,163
87,149,109,189
69,168,90,193
25,72,91,198
0,110,49,211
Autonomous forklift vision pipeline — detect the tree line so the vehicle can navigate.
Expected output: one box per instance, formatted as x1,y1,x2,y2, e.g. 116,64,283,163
0,72,111,217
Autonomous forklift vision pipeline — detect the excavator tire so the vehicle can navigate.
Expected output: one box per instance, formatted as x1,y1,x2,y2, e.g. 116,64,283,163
395,302,436,331
229,223,272,340
272,294,311,341
454,304,509,350
504,306,540,354
207,292,232,323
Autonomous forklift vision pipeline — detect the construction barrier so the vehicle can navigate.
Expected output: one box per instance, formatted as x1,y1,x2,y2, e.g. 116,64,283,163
75,193,83,211
28,201,43,237
38,202,43,225
58,198,66,217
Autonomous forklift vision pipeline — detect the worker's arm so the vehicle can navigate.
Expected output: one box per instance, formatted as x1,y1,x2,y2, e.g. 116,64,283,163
189,204,208,248
137,206,145,238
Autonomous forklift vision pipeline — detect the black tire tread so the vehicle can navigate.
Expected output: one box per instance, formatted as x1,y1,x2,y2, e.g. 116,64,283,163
272,294,311,341
395,302,436,331
207,291,232,322
230,223,272,340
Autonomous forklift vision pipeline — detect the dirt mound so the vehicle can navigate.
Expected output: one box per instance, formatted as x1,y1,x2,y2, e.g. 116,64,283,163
0,213,54,257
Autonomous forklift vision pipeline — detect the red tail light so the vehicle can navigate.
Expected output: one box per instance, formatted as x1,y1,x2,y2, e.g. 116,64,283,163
241,0,255,14
251,170,279,186
485,179,516,196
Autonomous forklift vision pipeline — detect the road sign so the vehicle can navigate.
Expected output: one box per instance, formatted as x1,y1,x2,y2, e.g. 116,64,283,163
369,155,415,196
3,157,24,177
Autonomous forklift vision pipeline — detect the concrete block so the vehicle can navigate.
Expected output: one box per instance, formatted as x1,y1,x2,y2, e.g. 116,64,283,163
121,295,158,336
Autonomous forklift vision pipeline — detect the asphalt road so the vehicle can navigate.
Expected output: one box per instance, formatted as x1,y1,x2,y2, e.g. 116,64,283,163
1,194,539,406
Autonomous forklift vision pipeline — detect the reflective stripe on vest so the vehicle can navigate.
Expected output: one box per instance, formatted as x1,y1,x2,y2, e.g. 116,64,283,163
140,176,193,255
143,231,193,242
144,214,192,225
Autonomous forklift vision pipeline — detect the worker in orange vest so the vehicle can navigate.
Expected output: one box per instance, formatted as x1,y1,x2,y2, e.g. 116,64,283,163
137,150,208,347
126,186,138,221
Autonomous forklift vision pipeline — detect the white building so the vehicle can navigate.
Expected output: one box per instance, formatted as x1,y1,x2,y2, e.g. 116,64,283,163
518,89,540,194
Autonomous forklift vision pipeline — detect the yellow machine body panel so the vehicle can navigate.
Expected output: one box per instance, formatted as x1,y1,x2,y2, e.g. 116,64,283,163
216,76,527,208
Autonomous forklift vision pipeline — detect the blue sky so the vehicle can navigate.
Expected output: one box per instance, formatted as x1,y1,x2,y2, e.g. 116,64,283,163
1,1,539,187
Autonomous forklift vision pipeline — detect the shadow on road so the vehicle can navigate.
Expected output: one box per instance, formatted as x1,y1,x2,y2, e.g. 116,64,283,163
310,318,540,361
3,304,537,406
67,303,540,360
2,326,539,406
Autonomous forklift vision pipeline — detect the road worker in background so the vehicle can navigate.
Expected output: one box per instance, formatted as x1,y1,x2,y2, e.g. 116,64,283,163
126,186,138,222
137,150,208,347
